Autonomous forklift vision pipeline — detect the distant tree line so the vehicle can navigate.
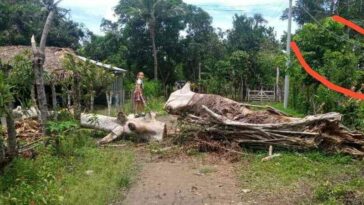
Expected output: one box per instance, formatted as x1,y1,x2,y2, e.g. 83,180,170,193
0,0,363,128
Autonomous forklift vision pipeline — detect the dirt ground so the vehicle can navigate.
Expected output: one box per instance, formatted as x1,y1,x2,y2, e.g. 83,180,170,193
119,115,313,205
122,150,242,205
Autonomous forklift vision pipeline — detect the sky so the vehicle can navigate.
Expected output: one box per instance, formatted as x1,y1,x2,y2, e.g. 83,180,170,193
60,0,298,38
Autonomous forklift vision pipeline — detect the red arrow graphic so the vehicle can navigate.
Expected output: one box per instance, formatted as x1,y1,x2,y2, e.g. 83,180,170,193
291,16,364,100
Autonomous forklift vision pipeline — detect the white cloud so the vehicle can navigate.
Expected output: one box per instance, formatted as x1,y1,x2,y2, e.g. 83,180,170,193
59,0,297,38
185,0,297,38
59,0,118,34
184,0,294,10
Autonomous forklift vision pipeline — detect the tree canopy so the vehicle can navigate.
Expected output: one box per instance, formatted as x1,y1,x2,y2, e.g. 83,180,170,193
0,0,88,48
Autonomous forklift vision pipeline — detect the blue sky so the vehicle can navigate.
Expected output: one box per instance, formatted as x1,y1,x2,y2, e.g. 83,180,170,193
60,0,298,38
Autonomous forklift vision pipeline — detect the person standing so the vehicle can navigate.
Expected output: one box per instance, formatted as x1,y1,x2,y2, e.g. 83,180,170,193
133,72,145,117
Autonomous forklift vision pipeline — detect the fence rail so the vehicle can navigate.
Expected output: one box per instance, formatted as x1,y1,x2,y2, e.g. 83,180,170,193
247,88,279,102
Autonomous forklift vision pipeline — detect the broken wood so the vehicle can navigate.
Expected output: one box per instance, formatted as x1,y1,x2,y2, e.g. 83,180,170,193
80,112,166,144
165,83,364,159
262,154,281,162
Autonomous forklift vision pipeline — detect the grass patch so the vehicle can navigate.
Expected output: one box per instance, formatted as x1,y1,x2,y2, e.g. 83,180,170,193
239,151,364,204
0,131,136,205
251,102,304,117
95,97,167,117
199,166,217,175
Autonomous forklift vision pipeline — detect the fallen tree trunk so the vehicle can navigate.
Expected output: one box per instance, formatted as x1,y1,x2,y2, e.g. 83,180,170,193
81,112,166,144
10,107,166,144
165,83,364,158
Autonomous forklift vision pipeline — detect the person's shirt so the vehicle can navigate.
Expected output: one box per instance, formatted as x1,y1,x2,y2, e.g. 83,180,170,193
136,79,144,90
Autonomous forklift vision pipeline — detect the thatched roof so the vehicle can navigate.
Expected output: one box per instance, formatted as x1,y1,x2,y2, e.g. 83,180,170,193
0,46,74,74
0,46,127,78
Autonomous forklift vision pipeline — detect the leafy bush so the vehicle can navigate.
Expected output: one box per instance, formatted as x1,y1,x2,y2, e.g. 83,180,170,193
143,80,163,98
47,120,88,156
289,18,364,128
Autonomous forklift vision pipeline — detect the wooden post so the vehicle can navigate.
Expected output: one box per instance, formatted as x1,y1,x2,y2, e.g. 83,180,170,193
51,81,58,120
198,62,201,82
247,88,250,101
106,91,113,116
276,67,280,102
90,91,95,112
269,145,273,156
73,71,81,120
260,88,263,103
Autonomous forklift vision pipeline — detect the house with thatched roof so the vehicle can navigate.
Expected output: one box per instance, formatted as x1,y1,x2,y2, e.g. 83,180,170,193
0,46,127,107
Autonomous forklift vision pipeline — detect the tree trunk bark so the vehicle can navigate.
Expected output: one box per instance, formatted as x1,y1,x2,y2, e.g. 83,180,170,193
0,136,5,165
165,83,364,159
149,19,158,81
5,107,17,158
32,56,48,135
30,5,59,134
30,84,37,107
81,113,166,144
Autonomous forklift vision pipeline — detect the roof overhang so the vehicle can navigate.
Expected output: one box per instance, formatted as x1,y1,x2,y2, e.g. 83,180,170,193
76,55,127,74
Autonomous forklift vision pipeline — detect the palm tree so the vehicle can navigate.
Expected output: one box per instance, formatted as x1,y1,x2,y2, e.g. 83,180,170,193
115,0,183,80
252,14,267,28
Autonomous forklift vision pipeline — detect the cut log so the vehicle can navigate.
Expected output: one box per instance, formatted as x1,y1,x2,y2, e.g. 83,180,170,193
165,83,364,159
11,107,166,144
81,112,166,144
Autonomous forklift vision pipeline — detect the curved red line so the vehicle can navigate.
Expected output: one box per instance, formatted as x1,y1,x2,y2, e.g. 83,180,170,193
332,15,364,35
291,41,364,100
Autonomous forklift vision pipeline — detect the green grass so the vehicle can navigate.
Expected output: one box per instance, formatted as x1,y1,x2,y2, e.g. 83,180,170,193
239,151,364,204
268,102,305,117
250,102,305,117
95,97,167,117
199,166,217,175
0,132,136,205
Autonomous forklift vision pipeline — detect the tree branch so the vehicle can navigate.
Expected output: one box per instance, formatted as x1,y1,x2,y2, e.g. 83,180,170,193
54,0,63,7
202,105,342,129
39,10,55,52
31,35,38,54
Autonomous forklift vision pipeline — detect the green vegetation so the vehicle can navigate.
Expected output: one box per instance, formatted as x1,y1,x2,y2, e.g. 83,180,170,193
1,1,364,204
96,97,166,117
198,166,217,175
290,18,364,129
239,152,364,204
0,126,136,205
0,0,87,48
252,102,305,118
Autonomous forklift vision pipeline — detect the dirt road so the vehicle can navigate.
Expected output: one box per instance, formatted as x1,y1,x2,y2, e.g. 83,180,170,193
122,153,242,205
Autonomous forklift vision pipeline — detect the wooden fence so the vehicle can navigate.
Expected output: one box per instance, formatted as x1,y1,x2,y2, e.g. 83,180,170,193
247,88,281,102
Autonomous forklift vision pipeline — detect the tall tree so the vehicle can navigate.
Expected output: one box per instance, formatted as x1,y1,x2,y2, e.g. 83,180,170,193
227,14,280,88
115,0,184,80
282,0,364,26
181,5,217,81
